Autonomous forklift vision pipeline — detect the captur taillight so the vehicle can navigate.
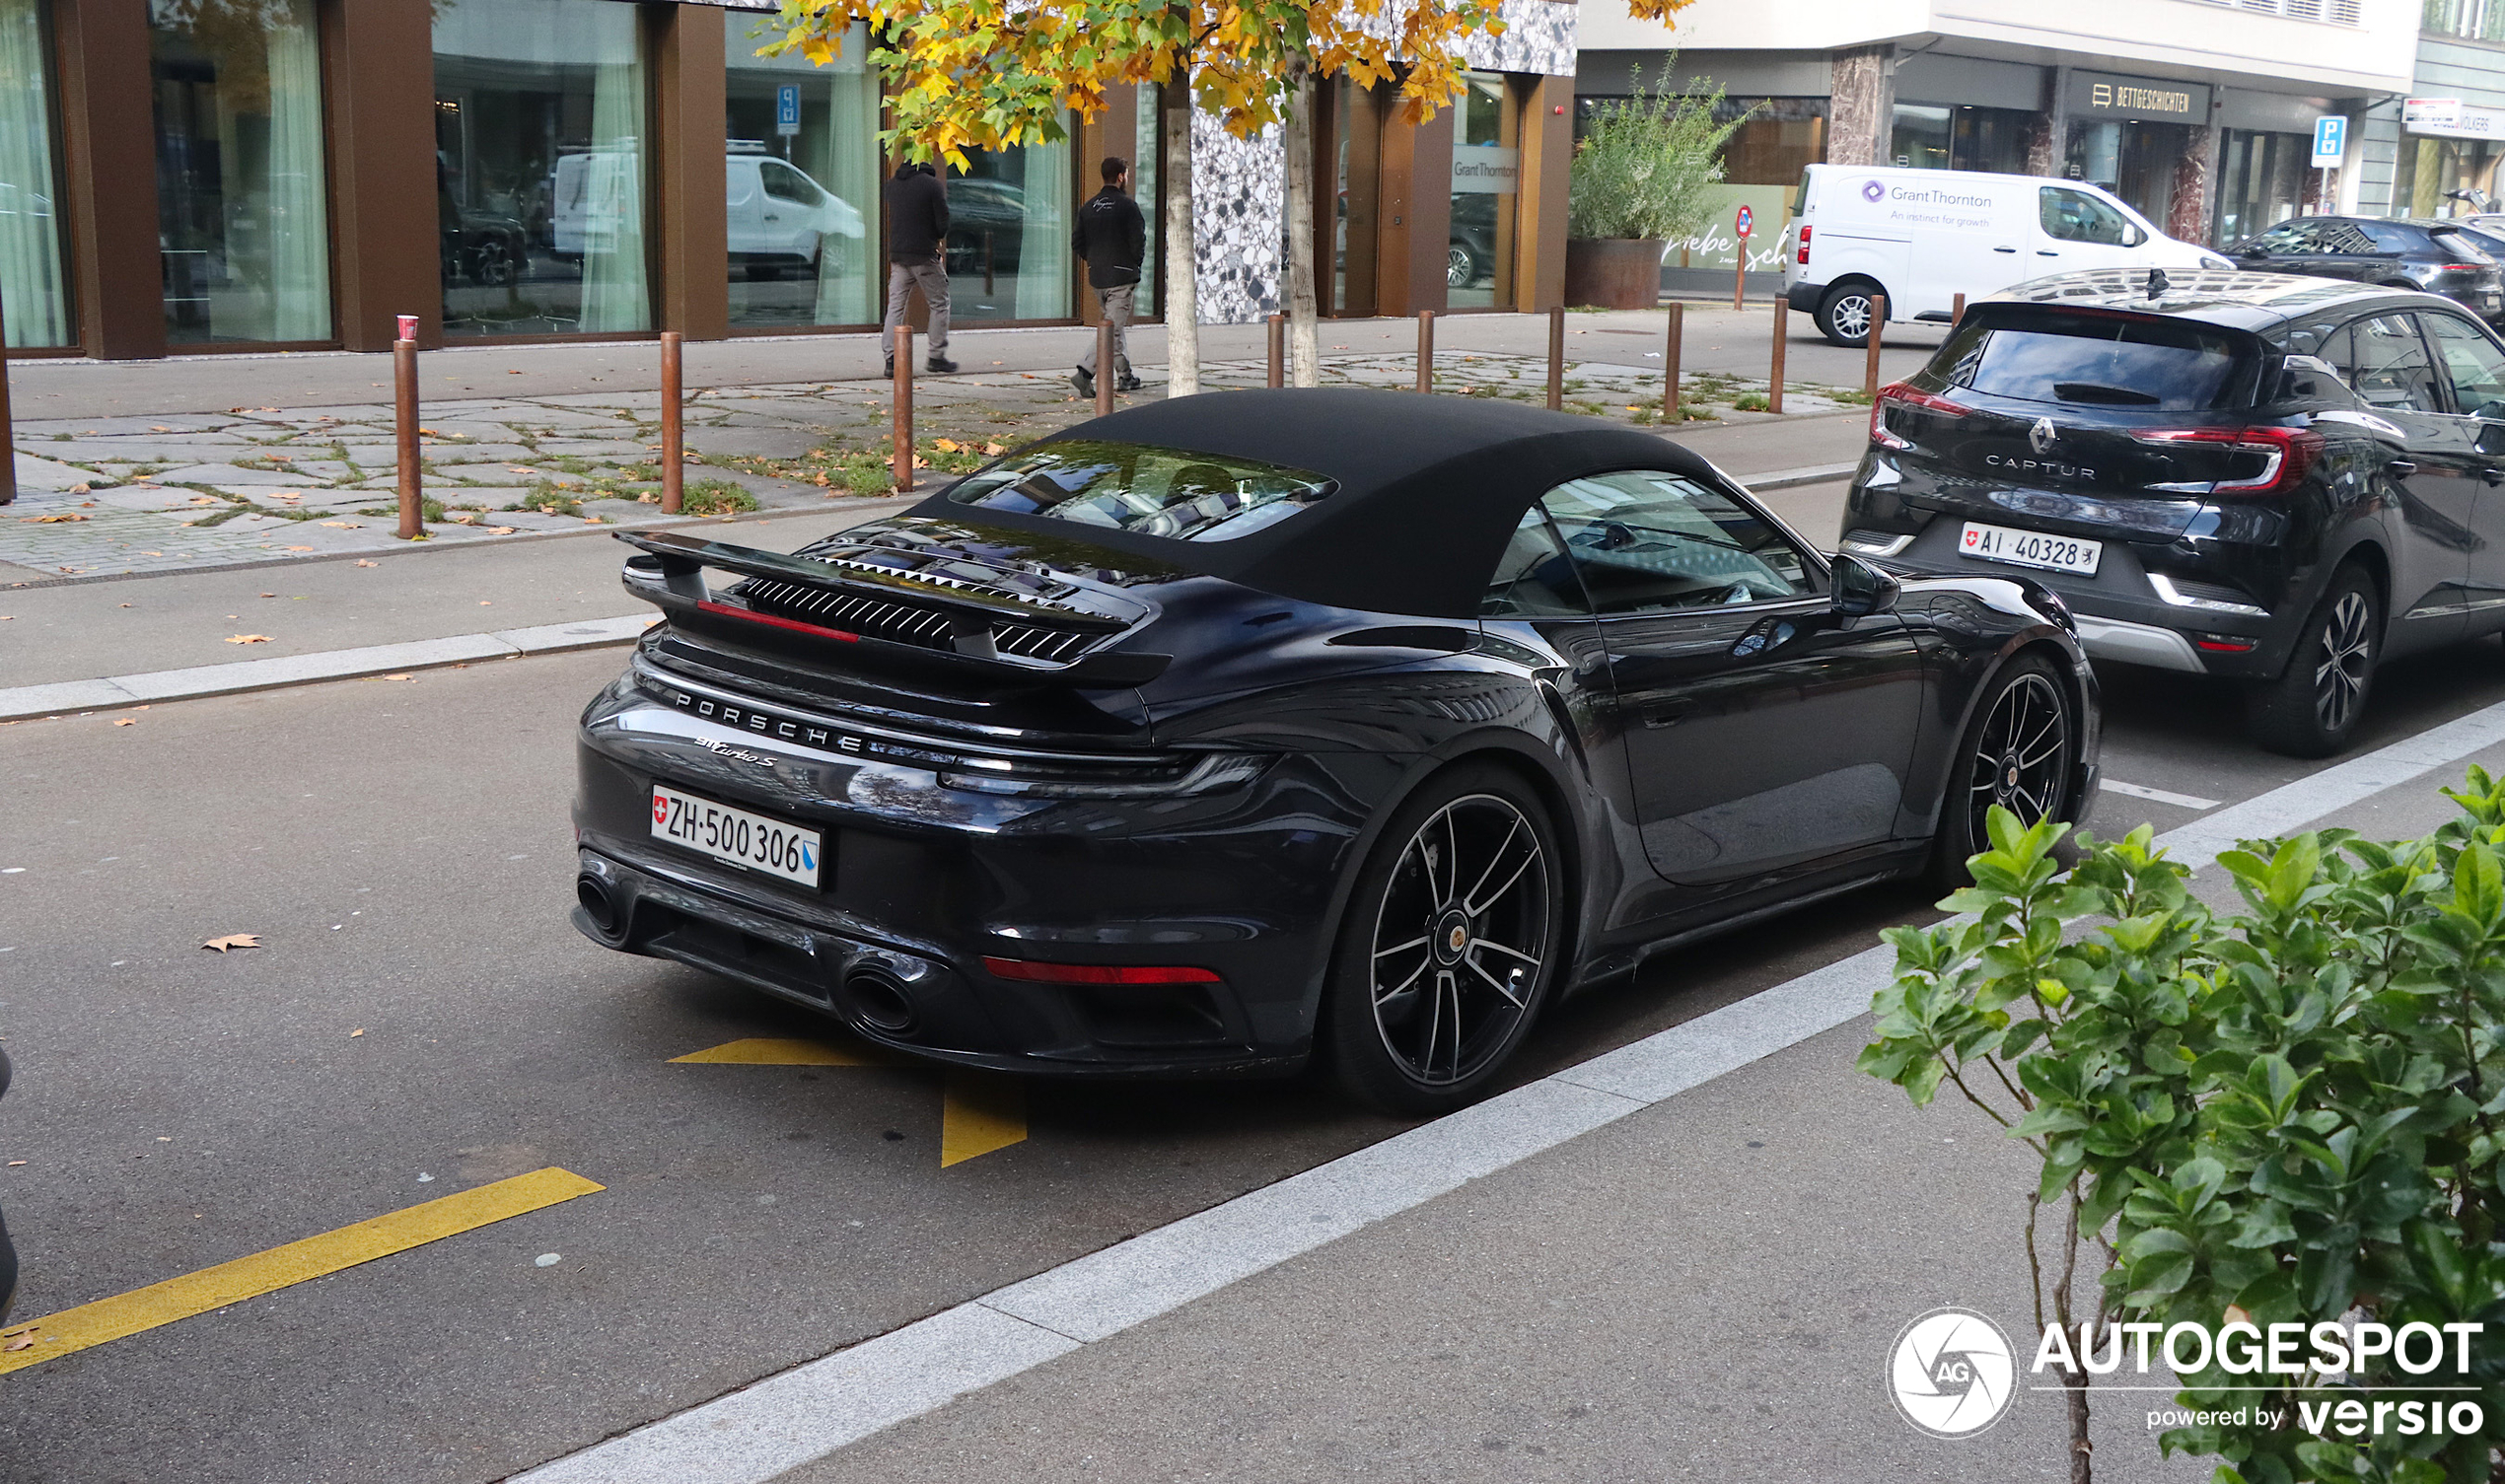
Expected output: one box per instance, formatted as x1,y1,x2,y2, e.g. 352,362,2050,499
2127,426,2324,495
1870,382,1968,450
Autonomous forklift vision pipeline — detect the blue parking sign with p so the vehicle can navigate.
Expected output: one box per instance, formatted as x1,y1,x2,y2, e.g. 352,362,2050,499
2311,115,2345,168
776,84,801,136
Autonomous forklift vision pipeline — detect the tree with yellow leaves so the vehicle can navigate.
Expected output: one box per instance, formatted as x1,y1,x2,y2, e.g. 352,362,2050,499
765,0,1692,392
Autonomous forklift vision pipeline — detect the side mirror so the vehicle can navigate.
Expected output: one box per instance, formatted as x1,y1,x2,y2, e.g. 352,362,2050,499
1832,553,1900,617
2477,420,2505,458
2121,223,2146,248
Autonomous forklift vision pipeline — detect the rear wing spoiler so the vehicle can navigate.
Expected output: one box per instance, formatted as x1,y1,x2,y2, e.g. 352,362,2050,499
613,530,1169,687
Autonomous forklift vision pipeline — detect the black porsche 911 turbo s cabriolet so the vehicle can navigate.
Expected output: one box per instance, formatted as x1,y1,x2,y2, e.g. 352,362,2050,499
571,389,2099,1113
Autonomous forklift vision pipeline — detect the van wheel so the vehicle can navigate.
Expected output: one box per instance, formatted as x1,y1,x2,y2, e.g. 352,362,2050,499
1816,283,1880,347
2246,564,2379,758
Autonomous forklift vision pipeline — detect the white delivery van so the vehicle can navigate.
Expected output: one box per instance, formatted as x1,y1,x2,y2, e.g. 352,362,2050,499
1779,165,2236,346
724,149,864,279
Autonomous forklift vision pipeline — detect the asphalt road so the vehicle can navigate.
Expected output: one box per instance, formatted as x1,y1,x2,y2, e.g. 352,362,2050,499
8,540,2505,1480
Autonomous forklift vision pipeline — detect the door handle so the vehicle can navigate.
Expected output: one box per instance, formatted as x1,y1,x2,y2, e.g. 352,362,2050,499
2037,249,2060,257
1993,246,2018,253
2389,459,2419,478
1640,709,1686,731
2484,467,2505,486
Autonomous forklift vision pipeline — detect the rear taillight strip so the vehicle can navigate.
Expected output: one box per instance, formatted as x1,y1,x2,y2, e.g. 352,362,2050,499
2128,426,2324,495
1870,382,1968,451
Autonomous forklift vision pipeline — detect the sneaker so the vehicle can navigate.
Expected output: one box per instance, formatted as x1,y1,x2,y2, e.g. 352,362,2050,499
1070,366,1095,397
925,356,958,374
883,360,895,379
1116,376,1145,392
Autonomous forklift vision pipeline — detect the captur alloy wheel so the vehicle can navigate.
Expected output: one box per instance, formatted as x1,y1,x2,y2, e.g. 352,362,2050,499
2313,590,2373,735
1367,795,1550,1089
1965,671,2069,845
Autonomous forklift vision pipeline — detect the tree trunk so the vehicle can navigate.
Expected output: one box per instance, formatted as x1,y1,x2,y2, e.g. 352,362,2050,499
1162,69,1199,397
1282,57,1320,388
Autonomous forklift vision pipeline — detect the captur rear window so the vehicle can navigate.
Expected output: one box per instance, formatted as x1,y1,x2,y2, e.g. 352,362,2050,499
1946,313,2253,411
945,440,1335,541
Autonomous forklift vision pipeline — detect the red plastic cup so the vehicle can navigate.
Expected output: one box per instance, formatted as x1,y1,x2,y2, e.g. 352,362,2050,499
396,314,418,343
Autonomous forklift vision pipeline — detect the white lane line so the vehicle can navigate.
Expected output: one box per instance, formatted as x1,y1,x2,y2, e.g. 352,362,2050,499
2099,779,2221,812
0,614,655,722
512,690,2505,1484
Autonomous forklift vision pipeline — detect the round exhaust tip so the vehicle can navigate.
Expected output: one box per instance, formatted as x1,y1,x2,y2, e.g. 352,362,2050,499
842,967,918,1034
576,875,621,937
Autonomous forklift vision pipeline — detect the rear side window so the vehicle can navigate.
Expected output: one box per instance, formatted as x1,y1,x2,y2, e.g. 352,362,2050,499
2335,315,2442,413
1945,314,2254,410
2354,222,2418,253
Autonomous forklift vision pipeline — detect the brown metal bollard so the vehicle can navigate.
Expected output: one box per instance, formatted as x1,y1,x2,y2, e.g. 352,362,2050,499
1267,313,1284,389
1865,295,1888,400
1415,310,1434,393
1095,320,1115,418
892,325,914,492
1546,306,1565,411
1768,300,1787,415
1662,303,1684,423
1952,292,1967,327
394,318,422,540
659,331,685,515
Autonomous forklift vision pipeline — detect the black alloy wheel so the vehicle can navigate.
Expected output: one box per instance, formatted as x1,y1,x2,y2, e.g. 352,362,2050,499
1933,654,2075,886
469,240,518,288
1816,283,1879,347
2248,564,2379,758
1327,766,1562,1115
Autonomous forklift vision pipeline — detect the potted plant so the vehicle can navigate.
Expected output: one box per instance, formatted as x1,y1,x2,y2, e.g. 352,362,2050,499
1565,65,1746,310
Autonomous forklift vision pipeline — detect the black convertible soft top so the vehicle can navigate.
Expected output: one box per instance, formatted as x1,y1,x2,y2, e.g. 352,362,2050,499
904,388,1723,619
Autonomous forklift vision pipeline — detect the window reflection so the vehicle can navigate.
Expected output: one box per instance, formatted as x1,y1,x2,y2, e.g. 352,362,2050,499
0,0,70,347
724,16,878,328
1448,71,1516,309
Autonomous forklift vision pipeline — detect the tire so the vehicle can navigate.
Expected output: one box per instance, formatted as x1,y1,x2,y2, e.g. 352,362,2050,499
2246,564,2379,758
1815,282,1880,347
1931,654,2080,888
469,240,517,288
1447,243,1478,290
1325,765,1565,1116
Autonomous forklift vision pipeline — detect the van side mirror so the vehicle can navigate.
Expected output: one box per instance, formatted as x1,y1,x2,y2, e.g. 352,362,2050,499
2121,223,2146,248
1831,553,1900,617
2477,420,2505,458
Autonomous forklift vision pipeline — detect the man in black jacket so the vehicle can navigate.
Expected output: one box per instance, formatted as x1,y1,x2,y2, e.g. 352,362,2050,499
883,159,957,375
1071,157,1147,397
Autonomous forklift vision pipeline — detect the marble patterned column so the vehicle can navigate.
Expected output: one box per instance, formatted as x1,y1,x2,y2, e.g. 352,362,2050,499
2167,124,2216,245
1826,45,1896,168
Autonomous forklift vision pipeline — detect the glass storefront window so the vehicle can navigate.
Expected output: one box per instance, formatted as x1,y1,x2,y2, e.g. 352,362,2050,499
2400,133,2505,216
1717,98,1825,184
1890,104,2030,175
2064,119,2184,224
723,16,879,329
434,0,648,337
1448,70,1517,310
151,0,333,344
0,0,70,347
945,129,1072,321
2215,128,2307,244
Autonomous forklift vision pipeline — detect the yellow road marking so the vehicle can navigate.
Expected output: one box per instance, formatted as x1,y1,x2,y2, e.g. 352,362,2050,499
940,1072,1028,1166
673,1038,1029,1166
669,1036,888,1066
0,1167,603,1376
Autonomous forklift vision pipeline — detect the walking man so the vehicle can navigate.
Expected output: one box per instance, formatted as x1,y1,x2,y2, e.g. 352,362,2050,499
1071,157,1147,398
884,158,957,376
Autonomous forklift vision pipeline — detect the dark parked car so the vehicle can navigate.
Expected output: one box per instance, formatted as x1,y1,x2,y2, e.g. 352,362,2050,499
943,177,1026,280
439,205,530,289
1843,268,2505,757
1451,194,1498,289
571,391,2098,1112
2224,216,2504,321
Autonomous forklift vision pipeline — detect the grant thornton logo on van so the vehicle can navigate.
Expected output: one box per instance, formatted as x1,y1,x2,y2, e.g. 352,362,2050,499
1862,178,1886,202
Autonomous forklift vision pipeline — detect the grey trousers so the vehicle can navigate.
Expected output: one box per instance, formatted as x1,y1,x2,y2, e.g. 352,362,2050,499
884,257,949,361
1079,283,1135,379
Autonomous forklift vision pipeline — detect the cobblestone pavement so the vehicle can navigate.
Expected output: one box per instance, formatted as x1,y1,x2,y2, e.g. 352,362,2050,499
2,350,1856,584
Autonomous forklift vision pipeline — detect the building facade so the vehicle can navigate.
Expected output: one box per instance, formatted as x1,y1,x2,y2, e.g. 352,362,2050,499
0,0,1575,360
2352,3,2505,219
1578,0,2417,252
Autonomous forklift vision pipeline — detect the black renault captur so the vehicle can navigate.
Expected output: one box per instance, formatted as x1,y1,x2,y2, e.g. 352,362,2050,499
1843,268,2505,756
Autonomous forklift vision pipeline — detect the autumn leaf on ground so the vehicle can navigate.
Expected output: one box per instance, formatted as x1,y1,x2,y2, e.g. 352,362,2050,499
69,483,90,495
932,438,962,453
349,1028,365,1037
112,718,135,727
282,545,313,551
29,514,89,524
353,559,378,567
5,1331,34,1352
225,634,273,644
321,521,360,529
486,526,517,534
201,934,262,952
983,442,1006,455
